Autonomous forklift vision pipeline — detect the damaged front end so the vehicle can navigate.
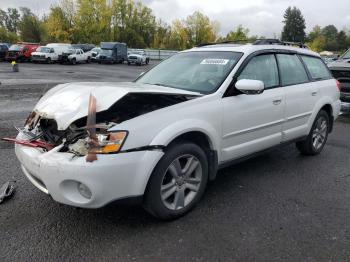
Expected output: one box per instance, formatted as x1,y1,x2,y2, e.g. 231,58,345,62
4,91,197,161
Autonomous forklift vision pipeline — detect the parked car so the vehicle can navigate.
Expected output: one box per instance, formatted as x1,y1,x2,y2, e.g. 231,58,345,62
31,46,58,63
90,47,101,62
97,42,127,64
9,40,341,220
60,48,91,64
128,50,150,65
0,43,9,61
328,48,350,103
5,42,40,62
72,44,95,53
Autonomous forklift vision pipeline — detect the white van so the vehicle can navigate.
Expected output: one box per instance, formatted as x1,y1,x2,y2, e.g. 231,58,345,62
31,44,72,63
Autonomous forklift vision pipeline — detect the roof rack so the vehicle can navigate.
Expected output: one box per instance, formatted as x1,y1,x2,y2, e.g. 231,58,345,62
253,39,308,49
197,39,308,49
197,40,250,47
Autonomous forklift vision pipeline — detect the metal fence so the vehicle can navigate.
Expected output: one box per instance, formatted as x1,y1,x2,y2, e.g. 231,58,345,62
128,48,178,60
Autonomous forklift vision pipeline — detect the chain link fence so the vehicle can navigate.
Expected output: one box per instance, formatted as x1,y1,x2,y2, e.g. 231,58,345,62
128,48,178,60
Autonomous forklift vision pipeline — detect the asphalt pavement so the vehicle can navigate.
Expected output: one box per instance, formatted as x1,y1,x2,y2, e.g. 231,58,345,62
1,62,350,262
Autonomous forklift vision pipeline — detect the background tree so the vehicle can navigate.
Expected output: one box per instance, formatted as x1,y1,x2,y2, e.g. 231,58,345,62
45,6,71,42
19,7,45,43
225,25,249,41
281,6,306,42
185,11,218,46
168,19,189,50
74,0,112,44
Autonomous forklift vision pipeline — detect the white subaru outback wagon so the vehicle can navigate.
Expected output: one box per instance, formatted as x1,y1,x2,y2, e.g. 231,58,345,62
11,40,341,220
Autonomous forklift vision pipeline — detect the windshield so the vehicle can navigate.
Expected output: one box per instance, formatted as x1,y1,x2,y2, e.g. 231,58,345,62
92,48,101,53
67,49,76,54
137,51,242,94
36,47,51,53
341,49,350,59
100,49,112,56
9,45,23,51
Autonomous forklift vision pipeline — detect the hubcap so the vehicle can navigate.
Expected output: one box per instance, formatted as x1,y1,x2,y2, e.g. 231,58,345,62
161,154,202,210
312,116,327,150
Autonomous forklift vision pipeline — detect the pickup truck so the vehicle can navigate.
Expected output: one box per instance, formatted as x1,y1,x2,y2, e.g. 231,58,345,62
328,48,350,103
128,50,150,66
60,48,91,65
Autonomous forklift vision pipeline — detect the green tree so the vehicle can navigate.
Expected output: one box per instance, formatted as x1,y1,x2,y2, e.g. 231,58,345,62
111,0,156,48
0,26,19,42
185,11,218,46
74,0,112,44
19,7,45,43
45,6,71,42
225,25,249,41
5,8,20,33
309,35,326,52
337,30,348,52
168,19,189,50
281,6,306,42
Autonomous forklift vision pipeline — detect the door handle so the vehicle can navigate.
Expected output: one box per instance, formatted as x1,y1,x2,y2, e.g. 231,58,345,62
273,99,282,105
311,91,318,96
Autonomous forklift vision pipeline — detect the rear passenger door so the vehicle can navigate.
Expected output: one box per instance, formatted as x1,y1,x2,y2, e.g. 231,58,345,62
277,53,313,141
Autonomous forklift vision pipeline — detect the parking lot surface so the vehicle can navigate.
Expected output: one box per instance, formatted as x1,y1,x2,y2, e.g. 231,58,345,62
1,62,350,262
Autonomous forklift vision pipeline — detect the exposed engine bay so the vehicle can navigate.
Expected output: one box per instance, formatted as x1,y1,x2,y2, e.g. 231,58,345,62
4,92,197,160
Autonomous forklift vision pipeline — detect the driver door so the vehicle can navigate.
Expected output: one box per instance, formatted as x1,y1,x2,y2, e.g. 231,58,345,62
221,53,285,162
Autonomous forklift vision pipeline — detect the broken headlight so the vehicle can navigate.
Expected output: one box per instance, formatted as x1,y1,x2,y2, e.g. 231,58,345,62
89,131,128,154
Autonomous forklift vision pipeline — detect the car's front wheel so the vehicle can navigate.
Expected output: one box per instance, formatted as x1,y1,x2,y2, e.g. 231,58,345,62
144,142,208,220
296,110,330,155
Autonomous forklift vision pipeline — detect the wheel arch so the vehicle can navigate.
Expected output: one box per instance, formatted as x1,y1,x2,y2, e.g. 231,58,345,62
308,98,336,134
320,104,334,132
150,120,220,181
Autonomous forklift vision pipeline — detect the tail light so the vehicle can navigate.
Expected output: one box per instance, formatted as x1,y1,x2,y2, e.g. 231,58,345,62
336,80,342,91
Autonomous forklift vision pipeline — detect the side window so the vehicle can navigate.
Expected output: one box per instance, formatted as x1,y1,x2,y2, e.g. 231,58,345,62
276,54,309,86
237,54,279,89
301,55,331,80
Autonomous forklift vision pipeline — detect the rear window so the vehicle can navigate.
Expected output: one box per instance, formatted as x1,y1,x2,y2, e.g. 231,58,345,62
301,56,331,80
276,54,309,86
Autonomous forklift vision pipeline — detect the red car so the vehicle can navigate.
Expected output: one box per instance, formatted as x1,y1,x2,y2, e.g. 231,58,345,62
5,42,40,62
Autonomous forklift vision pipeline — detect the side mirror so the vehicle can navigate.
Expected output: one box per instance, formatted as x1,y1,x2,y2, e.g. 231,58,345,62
235,79,264,95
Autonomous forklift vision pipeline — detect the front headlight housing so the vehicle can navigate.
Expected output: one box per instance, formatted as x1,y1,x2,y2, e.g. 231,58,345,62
89,131,128,154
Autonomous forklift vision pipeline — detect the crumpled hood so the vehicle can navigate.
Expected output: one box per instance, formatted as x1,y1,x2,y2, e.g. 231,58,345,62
34,82,200,130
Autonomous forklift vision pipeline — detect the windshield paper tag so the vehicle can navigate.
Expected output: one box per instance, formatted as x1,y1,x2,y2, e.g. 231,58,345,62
201,59,229,65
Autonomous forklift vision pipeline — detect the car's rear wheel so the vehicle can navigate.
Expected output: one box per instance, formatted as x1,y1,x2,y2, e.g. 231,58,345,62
144,142,208,220
296,110,330,155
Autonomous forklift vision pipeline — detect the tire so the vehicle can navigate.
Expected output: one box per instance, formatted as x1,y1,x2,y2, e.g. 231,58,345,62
127,62,131,65
146,58,149,65
46,57,51,64
71,58,76,65
143,141,208,220
296,110,330,155
86,57,91,63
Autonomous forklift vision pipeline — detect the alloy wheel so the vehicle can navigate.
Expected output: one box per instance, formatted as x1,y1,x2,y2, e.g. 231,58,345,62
312,116,328,150
160,154,202,210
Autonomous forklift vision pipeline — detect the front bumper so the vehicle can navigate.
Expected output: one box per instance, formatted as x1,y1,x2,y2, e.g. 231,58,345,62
31,56,48,62
15,142,164,208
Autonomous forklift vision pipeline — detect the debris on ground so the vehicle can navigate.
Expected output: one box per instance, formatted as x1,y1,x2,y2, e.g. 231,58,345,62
0,181,15,204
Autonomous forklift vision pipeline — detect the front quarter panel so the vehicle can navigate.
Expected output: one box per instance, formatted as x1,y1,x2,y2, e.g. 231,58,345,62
110,95,224,161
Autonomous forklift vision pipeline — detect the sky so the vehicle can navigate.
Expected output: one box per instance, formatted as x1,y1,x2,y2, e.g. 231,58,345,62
0,0,349,37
